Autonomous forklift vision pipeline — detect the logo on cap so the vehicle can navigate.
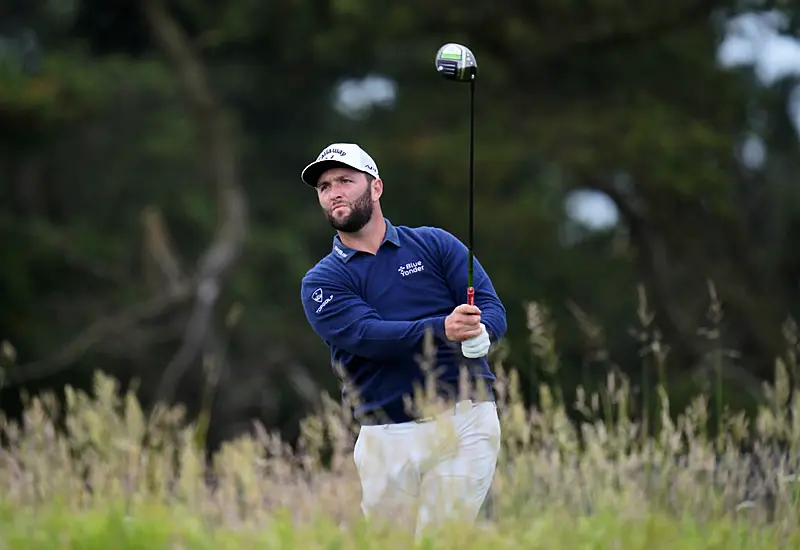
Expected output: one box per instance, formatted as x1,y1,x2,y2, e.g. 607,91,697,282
318,147,347,161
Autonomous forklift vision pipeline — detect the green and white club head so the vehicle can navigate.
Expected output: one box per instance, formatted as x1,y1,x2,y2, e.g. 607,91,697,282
435,43,477,82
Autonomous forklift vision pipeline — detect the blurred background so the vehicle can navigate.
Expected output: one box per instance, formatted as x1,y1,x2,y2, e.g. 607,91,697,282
1,0,799,453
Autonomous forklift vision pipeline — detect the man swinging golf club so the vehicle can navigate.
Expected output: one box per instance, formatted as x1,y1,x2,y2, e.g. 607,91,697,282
299,43,504,538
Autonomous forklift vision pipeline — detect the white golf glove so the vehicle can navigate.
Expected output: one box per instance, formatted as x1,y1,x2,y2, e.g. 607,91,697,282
461,323,491,358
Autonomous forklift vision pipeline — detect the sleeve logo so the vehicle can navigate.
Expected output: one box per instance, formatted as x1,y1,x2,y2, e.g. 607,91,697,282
312,288,324,303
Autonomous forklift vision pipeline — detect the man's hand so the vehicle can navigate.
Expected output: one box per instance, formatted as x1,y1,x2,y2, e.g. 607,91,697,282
461,323,490,358
445,304,482,341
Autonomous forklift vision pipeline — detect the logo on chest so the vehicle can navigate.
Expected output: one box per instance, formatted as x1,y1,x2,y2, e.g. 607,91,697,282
398,260,425,277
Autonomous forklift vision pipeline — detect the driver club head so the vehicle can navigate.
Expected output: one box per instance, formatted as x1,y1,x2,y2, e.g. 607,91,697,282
435,43,477,82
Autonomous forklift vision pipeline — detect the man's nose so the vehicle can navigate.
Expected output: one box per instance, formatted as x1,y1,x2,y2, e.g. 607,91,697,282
328,186,344,201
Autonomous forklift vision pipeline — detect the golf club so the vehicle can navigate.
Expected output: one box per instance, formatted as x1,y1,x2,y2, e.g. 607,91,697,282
435,43,478,305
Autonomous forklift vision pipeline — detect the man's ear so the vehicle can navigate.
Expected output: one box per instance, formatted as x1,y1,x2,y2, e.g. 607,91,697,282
371,177,383,201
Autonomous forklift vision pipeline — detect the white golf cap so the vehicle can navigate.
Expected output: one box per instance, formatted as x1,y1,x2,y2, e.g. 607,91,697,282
300,143,380,187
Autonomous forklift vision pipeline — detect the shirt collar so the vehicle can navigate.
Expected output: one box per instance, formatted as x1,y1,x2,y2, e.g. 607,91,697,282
331,218,401,263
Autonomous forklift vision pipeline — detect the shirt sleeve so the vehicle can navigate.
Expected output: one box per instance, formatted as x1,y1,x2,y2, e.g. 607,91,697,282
433,228,508,343
301,270,449,360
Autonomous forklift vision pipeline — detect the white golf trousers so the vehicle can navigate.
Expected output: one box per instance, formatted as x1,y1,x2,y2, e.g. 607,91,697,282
353,400,501,538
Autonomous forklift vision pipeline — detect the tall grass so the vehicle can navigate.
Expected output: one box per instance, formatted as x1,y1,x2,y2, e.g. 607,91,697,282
1,297,800,548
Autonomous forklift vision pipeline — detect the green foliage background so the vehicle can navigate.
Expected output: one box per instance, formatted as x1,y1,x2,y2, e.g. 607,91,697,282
1,0,799,450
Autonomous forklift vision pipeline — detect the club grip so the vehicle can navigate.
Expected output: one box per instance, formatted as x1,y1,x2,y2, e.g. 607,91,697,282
467,286,475,306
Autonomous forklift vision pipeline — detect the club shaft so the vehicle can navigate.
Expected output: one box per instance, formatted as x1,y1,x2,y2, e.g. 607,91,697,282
467,77,475,306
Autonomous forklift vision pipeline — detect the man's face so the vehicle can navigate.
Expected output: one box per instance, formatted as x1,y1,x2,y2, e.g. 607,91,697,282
316,167,378,233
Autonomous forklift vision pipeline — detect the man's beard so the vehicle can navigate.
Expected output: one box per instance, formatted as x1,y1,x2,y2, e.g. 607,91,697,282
326,186,373,233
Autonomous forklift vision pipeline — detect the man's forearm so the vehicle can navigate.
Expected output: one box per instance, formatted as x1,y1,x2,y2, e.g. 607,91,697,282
324,315,449,359
479,307,506,343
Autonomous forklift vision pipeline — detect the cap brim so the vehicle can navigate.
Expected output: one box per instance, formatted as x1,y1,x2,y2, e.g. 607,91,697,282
301,159,353,187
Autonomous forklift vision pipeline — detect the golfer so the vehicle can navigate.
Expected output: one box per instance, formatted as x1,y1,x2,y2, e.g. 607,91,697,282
299,142,507,537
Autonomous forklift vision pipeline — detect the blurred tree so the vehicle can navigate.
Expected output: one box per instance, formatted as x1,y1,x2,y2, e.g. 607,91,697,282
0,0,798,448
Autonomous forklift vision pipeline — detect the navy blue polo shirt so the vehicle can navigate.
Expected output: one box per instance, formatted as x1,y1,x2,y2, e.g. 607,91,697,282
300,218,507,424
